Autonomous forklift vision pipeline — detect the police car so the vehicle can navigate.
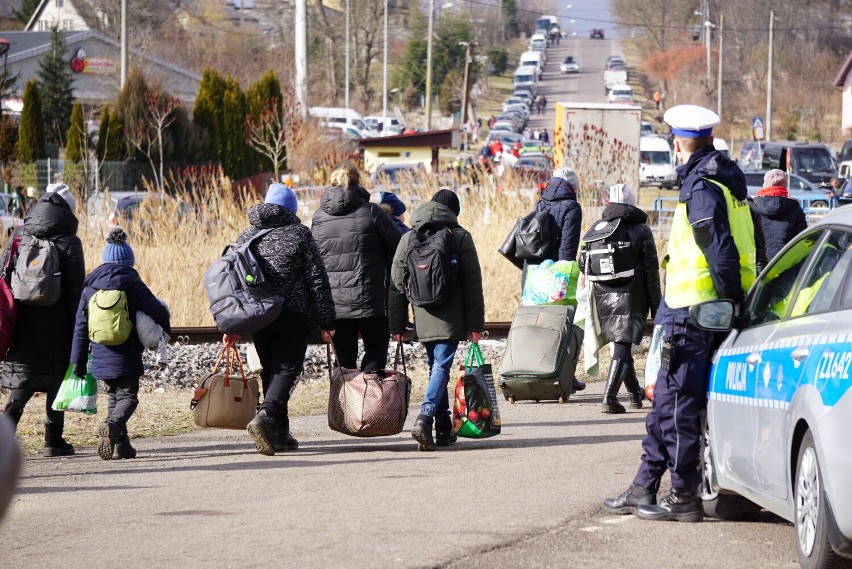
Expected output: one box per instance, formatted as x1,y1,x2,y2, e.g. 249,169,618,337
691,206,852,568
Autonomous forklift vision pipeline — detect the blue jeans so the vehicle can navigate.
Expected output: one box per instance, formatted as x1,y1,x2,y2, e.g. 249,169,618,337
420,341,460,418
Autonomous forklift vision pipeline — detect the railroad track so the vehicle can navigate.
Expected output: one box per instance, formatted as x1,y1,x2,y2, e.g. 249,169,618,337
170,320,655,345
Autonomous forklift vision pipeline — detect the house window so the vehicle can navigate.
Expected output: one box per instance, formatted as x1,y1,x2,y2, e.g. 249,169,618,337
63,19,72,30
38,21,48,31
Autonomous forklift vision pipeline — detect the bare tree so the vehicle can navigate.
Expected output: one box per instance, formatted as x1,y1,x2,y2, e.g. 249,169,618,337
244,97,289,178
126,93,180,194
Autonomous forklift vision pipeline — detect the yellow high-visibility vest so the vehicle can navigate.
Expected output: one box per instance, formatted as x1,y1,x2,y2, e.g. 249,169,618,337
663,179,757,308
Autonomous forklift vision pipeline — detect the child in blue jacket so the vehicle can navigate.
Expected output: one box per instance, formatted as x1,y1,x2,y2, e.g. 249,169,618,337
70,228,170,460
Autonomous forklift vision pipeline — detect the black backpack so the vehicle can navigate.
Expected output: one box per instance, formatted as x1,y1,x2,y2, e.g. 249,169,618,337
205,228,285,334
514,208,557,262
403,223,459,309
581,218,638,284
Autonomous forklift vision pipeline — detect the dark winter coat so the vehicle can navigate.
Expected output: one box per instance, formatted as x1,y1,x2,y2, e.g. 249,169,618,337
311,185,402,320
70,264,171,382
747,201,770,274
580,204,662,344
233,204,335,328
389,202,485,342
535,177,583,262
0,194,85,391
749,194,807,264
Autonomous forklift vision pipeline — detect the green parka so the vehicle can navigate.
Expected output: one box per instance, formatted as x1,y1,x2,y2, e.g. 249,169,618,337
389,201,485,342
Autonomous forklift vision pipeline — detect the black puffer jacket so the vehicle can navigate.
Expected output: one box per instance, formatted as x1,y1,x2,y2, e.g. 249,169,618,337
234,204,335,328
311,185,402,320
749,195,807,263
534,177,583,262
580,204,662,345
1,194,85,391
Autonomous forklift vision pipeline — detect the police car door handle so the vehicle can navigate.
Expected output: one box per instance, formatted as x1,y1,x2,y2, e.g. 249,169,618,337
791,346,809,362
746,352,761,365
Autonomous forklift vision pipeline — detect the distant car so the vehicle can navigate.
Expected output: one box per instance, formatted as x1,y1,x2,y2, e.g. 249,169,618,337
742,169,834,209
641,121,654,136
365,115,404,136
606,56,625,69
695,207,852,566
490,121,515,134
86,191,180,229
521,140,553,156
513,155,551,188
370,163,428,192
485,131,524,148
0,194,24,236
607,85,633,102
503,97,529,111
560,55,580,74
610,97,635,105
590,28,605,39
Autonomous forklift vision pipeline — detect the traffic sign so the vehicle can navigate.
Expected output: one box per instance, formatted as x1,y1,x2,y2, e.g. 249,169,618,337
752,117,765,141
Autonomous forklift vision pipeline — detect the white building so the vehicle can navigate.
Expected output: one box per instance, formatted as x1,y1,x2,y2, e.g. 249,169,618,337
835,52,852,137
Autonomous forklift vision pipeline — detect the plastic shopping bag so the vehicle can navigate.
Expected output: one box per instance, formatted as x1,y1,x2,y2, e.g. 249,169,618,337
644,325,664,401
453,343,501,439
52,357,98,414
521,260,580,307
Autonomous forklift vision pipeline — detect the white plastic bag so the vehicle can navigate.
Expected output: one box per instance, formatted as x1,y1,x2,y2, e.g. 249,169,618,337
644,325,664,400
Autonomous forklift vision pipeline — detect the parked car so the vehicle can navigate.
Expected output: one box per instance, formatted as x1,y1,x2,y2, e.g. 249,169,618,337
742,170,834,208
761,142,837,188
590,28,605,39
370,162,428,192
485,131,524,148
606,55,625,69
513,155,551,188
0,193,24,237
560,55,580,74
607,85,634,102
364,115,405,136
86,191,182,229
694,206,852,567
503,97,530,111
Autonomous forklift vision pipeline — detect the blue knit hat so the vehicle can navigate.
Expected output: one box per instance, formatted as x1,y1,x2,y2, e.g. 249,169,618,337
265,183,298,213
379,192,406,217
103,227,135,267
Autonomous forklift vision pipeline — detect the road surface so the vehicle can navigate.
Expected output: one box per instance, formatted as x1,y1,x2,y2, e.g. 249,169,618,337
1,39,801,569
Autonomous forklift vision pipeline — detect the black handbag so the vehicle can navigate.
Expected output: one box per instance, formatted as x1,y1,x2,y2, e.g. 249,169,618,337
498,218,525,270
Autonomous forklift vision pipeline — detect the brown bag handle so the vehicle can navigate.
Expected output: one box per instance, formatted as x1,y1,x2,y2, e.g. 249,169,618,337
214,342,248,388
393,341,407,379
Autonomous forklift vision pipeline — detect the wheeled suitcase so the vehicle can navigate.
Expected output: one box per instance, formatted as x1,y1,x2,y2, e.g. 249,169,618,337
498,305,583,404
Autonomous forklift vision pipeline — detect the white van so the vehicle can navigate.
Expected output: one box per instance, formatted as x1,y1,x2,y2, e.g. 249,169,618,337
712,138,730,159
513,67,538,97
529,33,547,60
607,85,633,102
639,136,676,189
519,51,544,80
308,107,379,137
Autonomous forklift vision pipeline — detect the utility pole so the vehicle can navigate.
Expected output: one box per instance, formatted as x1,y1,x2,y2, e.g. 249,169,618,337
717,14,723,117
425,0,435,131
459,41,477,151
295,0,307,114
382,0,388,133
120,0,127,88
345,0,350,112
704,0,711,90
767,9,775,141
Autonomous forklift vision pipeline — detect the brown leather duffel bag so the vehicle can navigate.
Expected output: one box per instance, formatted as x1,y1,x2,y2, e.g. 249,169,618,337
191,343,259,430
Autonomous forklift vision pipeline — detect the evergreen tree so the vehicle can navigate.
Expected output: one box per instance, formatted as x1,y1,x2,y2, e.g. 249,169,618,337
105,109,124,161
193,68,227,165
18,79,46,163
394,15,473,96
245,70,283,174
14,0,40,24
501,0,519,38
221,76,248,179
95,107,110,162
37,27,75,146
65,101,86,163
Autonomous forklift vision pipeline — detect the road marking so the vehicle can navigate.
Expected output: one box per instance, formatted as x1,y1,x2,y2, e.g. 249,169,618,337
600,516,633,525
580,526,601,532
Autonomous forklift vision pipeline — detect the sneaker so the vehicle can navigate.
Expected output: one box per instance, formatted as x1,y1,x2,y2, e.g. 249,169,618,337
97,421,121,461
247,410,276,456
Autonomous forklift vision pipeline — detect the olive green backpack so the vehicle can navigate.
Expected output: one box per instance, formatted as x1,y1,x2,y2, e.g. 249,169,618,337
88,290,132,346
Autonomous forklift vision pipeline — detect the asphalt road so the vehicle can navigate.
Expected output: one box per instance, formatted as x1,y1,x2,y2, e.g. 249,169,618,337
1,39,801,569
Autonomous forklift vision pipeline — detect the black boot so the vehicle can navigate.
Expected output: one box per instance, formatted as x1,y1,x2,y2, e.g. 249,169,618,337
636,487,704,522
571,378,586,393
623,359,646,409
3,397,26,429
601,359,629,414
434,415,457,447
273,418,298,452
247,410,277,456
411,414,435,451
113,424,137,459
98,420,121,461
43,422,75,457
602,484,657,515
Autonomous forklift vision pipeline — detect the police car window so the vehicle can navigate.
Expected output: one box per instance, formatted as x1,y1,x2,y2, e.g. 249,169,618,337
792,231,852,316
747,231,823,325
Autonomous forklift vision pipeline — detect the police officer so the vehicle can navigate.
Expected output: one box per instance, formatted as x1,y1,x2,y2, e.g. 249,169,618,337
602,105,756,522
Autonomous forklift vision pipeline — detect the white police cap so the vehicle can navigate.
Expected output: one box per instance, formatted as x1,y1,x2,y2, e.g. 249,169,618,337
664,105,720,138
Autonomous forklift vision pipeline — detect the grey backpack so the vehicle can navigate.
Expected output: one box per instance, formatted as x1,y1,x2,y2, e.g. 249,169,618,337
11,235,62,306
204,229,284,334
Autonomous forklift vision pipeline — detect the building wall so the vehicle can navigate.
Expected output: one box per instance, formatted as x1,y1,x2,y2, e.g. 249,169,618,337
844,75,852,136
28,1,90,31
8,37,199,104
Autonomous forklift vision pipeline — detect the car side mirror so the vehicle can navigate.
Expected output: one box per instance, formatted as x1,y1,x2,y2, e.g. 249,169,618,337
690,299,736,332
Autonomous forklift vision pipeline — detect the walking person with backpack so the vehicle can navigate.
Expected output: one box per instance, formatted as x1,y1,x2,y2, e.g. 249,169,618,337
70,228,170,460
311,163,402,373
389,189,485,451
222,184,336,456
1,186,84,456
579,183,662,413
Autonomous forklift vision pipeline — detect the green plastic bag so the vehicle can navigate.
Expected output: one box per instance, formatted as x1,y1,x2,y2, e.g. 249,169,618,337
521,260,580,307
452,343,501,439
52,357,98,414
